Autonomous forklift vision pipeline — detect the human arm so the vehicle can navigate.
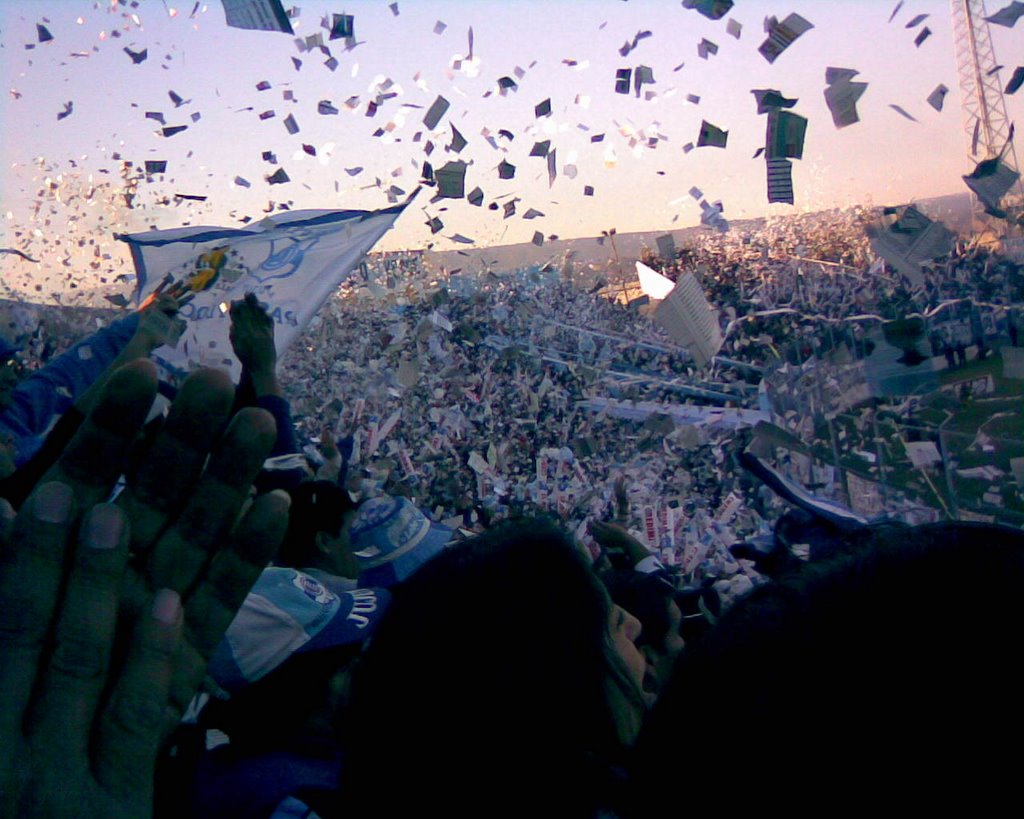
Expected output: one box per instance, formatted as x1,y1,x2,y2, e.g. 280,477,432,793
0,297,181,502
229,294,298,460
230,293,280,400
1,311,141,441
0,360,289,819
73,294,182,418
589,477,668,575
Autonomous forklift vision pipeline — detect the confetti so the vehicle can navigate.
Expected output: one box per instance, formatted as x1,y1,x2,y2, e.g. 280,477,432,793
124,46,148,64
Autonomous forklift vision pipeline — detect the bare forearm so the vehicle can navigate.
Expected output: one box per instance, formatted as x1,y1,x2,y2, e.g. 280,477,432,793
248,367,282,398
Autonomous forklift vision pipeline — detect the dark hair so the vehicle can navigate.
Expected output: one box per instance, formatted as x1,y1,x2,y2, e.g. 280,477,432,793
276,481,358,569
630,523,1024,814
340,516,644,818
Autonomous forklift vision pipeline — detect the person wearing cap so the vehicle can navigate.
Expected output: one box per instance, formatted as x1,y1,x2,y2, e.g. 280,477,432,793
172,567,390,819
275,480,362,586
276,482,454,590
348,493,454,587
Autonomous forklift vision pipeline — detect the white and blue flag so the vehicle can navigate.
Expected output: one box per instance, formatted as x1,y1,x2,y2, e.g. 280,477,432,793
118,202,410,379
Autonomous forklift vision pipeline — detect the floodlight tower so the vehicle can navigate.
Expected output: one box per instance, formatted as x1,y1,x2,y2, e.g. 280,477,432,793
951,0,1023,222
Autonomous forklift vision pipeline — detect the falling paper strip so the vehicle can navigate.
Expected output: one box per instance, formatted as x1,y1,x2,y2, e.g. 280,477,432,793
766,158,794,204
435,161,467,198
423,95,450,129
615,68,632,94
449,125,467,152
889,104,918,122
221,0,294,33
905,13,929,28
766,110,807,159
124,46,148,64
927,84,948,111
914,27,932,47
697,120,728,148
682,0,734,21
636,261,675,299
727,19,742,38
752,88,799,114
758,14,813,64
697,38,718,59
329,13,354,40
986,1,1024,27
963,155,1020,216
824,68,868,129
284,113,299,134
634,65,655,97
1005,67,1024,95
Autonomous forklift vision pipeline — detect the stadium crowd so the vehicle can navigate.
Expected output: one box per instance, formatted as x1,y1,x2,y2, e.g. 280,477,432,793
2,207,1024,818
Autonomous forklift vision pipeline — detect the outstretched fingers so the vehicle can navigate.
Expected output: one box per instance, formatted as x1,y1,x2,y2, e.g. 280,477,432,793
94,589,182,807
0,483,77,753
143,407,277,595
27,505,131,766
41,360,158,512
166,488,290,724
116,368,236,558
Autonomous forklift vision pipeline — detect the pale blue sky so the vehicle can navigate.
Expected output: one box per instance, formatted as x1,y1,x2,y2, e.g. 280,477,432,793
3,0,1024,297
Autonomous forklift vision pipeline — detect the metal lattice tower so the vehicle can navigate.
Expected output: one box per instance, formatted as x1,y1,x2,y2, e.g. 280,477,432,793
951,0,1023,220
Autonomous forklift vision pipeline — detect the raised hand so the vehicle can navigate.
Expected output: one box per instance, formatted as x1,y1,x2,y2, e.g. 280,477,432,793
228,292,277,376
0,360,289,819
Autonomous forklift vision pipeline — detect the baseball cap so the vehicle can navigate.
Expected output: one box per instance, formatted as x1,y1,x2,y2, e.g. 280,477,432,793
351,495,453,587
207,567,390,696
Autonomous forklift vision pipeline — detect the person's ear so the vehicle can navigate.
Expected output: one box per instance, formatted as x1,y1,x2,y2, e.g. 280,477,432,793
315,530,332,555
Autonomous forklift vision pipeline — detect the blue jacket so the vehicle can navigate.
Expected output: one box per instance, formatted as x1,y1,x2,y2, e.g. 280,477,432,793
0,313,139,467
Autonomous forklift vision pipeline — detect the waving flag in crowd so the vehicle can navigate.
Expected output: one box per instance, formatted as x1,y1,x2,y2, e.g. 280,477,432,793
119,199,413,379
